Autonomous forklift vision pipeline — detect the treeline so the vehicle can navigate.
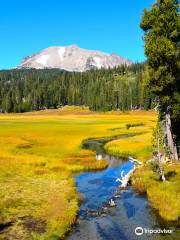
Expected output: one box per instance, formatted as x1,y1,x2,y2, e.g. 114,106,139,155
0,64,154,113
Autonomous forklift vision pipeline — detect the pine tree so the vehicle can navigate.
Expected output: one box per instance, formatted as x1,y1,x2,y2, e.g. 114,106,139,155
140,0,180,159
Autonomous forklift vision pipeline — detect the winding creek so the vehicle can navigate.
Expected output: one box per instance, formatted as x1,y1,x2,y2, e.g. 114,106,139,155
68,136,178,240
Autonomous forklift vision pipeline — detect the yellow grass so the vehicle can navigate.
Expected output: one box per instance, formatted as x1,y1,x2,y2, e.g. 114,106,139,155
105,126,155,161
0,107,157,239
132,163,180,221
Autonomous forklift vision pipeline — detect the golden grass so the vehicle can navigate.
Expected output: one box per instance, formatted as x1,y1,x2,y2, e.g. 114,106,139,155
105,128,155,161
132,162,180,221
0,107,157,239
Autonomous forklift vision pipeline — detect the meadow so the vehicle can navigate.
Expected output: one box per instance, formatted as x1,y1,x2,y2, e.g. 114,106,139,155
0,107,158,239
132,161,180,222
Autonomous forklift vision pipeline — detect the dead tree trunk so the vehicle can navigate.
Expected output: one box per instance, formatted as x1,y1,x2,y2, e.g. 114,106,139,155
165,113,178,160
158,153,166,182
157,126,166,181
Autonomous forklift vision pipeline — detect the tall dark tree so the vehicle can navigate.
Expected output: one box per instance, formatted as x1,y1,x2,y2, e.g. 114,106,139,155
140,0,180,159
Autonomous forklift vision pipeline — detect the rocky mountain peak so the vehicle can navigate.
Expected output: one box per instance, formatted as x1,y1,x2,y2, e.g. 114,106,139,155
20,45,132,72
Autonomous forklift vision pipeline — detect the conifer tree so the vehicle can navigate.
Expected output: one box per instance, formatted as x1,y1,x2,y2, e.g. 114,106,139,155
140,0,180,159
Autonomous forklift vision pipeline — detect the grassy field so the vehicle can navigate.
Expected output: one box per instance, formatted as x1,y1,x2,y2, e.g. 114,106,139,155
0,107,157,239
105,131,153,161
132,162,180,222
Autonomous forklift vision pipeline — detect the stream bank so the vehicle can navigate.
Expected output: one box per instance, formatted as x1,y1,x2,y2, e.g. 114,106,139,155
68,136,178,240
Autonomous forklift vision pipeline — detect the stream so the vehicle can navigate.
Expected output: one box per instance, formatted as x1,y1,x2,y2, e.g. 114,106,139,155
68,136,178,240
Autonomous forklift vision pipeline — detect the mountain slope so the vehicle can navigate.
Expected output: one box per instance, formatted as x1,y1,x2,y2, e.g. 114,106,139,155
19,45,132,72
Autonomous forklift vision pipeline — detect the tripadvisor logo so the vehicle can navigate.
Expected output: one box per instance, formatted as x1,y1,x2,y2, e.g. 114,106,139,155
135,226,174,236
135,227,144,236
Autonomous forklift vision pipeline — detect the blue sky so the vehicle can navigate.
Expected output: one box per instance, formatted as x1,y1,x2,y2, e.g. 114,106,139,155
0,0,154,69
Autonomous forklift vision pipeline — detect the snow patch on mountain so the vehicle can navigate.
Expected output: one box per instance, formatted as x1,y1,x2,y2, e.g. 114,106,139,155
36,55,49,65
58,47,66,60
93,56,102,69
